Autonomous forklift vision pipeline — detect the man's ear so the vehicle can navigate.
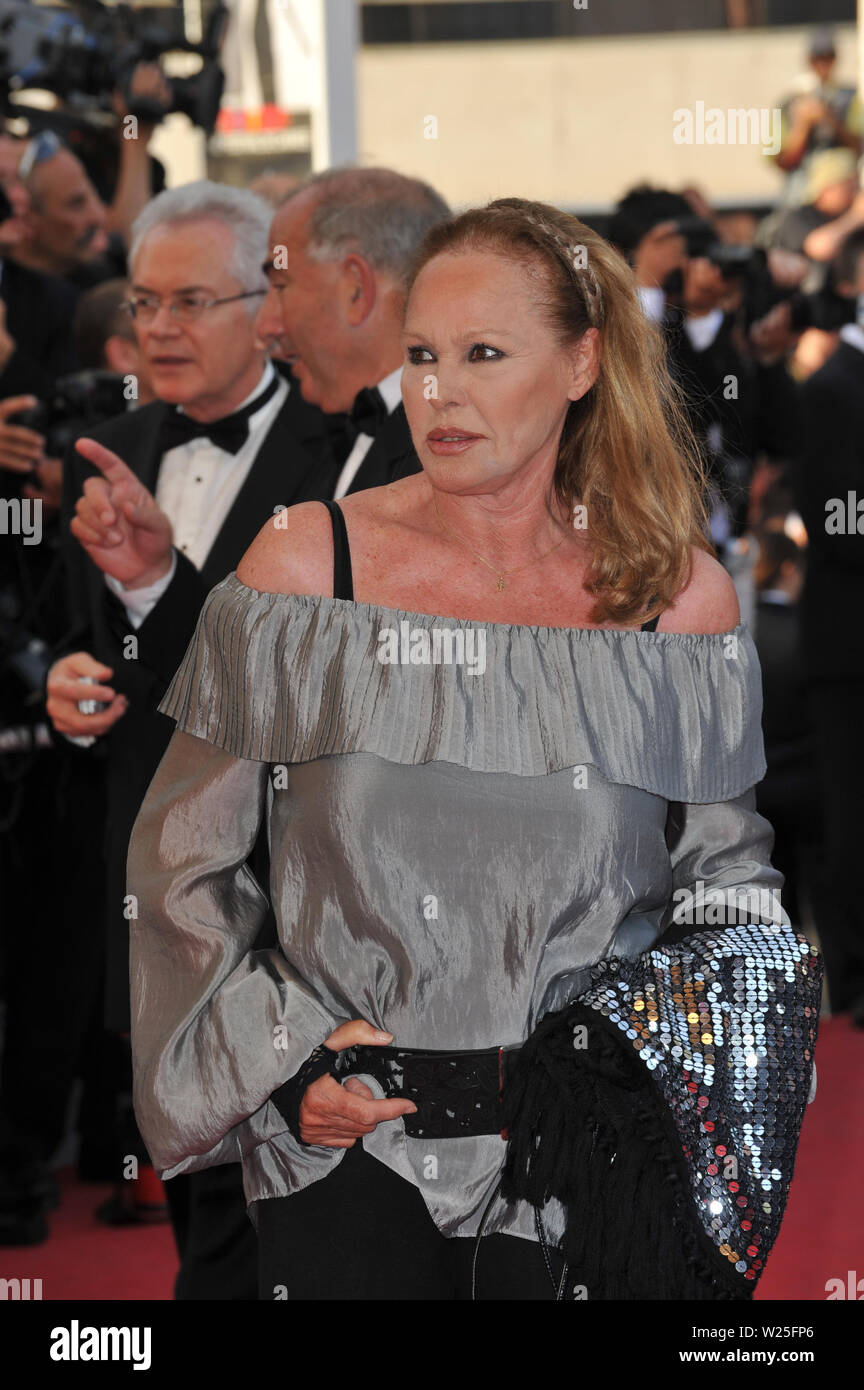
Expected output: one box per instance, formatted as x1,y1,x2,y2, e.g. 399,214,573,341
344,254,376,325
19,206,40,243
567,327,601,402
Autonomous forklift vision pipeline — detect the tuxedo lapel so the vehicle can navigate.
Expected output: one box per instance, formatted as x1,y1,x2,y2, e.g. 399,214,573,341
199,395,328,587
130,403,172,494
346,402,421,494
276,370,331,457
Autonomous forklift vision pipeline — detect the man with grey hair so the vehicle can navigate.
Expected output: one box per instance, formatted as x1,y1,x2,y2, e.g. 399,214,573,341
258,165,450,497
44,179,332,1298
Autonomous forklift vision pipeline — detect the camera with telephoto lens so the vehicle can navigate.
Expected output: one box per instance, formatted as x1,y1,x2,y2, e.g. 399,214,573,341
0,584,53,744
676,213,855,333
676,215,762,279
9,369,129,460
0,593,51,700
0,0,227,135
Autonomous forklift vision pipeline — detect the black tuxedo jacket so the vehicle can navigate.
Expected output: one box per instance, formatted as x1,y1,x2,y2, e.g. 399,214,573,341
665,308,799,463
344,401,421,494
791,340,864,683
0,257,78,397
54,381,334,1029
753,600,813,772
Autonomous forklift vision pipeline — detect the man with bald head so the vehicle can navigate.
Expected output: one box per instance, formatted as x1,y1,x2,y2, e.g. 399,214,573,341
257,166,450,498
0,133,76,402
11,138,119,286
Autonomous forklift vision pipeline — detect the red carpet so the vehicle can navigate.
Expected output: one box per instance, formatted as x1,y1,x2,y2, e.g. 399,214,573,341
0,1015,859,1300
755,1014,864,1301
0,1175,178,1301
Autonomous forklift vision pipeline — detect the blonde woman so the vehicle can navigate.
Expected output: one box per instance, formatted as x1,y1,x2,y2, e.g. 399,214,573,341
128,198,820,1301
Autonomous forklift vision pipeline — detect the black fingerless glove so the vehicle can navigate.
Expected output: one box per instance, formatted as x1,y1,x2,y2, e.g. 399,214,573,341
271,1044,340,1146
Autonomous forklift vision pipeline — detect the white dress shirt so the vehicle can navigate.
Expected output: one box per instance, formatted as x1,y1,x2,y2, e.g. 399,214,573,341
637,285,724,352
683,308,724,352
332,365,404,500
104,360,287,630
839,322,864,355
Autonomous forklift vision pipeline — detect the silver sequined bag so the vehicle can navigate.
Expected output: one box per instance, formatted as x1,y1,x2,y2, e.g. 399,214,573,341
500,923,822,1300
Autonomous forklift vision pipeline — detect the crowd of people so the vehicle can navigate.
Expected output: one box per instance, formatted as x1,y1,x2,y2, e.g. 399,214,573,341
0,29,860,1299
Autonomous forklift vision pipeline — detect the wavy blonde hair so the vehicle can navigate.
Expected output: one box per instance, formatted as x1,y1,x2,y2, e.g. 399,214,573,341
405,197,713,625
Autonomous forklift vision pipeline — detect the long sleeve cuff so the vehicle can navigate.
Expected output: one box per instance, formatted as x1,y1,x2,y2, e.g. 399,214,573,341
660,785,817,1105
104,550,178,630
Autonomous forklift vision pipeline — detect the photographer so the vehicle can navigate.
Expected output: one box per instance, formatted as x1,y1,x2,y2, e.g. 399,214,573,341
609,186,800,546
773,27,862,208
74,278,154,401
11,132,123,293
2,279,156,1248
0,133,76,406
768,149,864,272
0,0,226,286
0,277,153,1248
0,305,107,1251
3,61,168,297
789,225,864,1026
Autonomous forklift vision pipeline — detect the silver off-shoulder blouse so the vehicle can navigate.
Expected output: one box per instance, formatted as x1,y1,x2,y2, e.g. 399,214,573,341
127,571,787,1244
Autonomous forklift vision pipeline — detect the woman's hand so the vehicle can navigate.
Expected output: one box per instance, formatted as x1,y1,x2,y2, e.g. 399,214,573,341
298,1019,417,1148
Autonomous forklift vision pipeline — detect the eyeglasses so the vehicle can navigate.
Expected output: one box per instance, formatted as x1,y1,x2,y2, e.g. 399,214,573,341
121,290,267,324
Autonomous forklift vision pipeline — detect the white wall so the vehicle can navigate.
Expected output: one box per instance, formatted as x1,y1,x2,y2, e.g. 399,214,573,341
356,23,859,209
157,21,860,206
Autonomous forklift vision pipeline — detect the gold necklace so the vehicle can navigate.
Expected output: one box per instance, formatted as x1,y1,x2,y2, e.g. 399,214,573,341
433,491,569,591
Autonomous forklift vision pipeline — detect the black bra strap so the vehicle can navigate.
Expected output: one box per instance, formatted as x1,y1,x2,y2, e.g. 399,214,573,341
320,505,659,625
321,500,354,601
641,594,662,632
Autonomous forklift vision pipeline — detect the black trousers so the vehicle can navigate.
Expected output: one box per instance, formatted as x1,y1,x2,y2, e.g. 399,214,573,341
164,1165,259,1301
0,749,106,1168
255,1141,568,1301
808,680,864,1010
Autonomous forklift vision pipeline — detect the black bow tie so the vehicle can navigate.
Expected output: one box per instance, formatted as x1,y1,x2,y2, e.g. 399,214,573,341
158,372,281,456
348,385,389,440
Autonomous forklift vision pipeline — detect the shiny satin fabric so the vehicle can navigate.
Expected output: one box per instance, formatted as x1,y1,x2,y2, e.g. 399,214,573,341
128,573,786,1241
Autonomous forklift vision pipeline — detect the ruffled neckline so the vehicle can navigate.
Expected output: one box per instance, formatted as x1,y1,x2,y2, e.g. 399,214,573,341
157,571,767,803
226,572,746,644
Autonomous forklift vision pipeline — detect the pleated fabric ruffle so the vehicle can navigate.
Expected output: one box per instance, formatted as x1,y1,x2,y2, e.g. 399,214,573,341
156,571,767,804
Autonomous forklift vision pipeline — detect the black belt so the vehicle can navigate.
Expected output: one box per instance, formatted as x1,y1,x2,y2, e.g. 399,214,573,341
274,1043,521,1141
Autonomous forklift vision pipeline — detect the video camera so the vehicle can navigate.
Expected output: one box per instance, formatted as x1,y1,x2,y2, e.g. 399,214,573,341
676,214,762,280
0,0,228,135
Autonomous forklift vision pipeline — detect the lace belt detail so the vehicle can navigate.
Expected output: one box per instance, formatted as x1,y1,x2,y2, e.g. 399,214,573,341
273,1043,512,1140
